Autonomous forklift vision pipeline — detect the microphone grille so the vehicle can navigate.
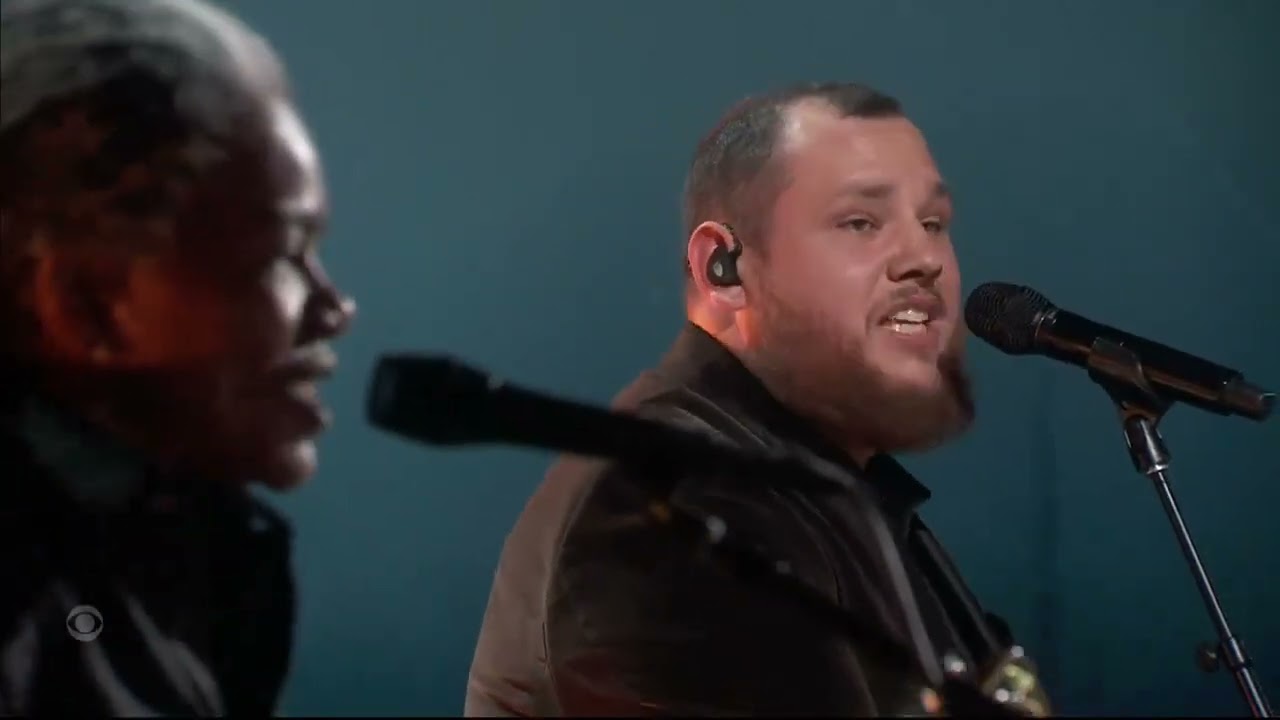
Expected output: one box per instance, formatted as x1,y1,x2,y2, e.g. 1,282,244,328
367,354,494,444
964,282,1055,355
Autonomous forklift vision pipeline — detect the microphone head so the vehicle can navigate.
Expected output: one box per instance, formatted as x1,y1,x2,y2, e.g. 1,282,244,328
366,354,499,445
964,282,1056,355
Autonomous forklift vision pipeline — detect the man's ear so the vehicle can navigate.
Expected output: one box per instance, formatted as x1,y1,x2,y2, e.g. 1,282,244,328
686,221,748,313
27,237,135,367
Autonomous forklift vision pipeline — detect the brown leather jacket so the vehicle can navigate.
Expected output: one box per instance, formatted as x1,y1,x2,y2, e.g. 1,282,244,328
465,324,1014,716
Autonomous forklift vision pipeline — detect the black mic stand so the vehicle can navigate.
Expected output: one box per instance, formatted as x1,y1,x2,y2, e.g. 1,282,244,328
1087,339,1274,718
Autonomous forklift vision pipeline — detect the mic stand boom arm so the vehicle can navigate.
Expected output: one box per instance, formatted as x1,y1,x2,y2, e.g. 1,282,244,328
1087,339,1274,718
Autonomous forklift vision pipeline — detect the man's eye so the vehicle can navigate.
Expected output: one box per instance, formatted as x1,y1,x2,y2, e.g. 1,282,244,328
922,219,947,234
840,217,876,232
289,237,316,263
290,249,317,276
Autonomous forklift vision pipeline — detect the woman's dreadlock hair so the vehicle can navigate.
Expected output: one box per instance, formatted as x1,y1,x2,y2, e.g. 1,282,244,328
0,0,281,405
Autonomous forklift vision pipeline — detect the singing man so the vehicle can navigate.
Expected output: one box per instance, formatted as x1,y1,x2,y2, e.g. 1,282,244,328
0,0,355,714
465,82,1035,715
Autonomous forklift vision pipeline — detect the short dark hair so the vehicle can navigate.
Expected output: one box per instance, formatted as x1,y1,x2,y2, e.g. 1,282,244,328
0,0,278,350
680,82,903,276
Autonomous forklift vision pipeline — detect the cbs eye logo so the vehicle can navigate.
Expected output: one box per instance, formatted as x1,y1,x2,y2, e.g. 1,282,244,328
66,605,104,642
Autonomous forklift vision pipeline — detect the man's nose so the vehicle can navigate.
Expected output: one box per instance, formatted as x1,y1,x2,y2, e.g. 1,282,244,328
301,255,356,341
886,225,944,284
312,290,355,339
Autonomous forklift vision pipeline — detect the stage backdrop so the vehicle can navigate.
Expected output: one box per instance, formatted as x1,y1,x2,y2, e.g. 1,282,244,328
220,0,1279,715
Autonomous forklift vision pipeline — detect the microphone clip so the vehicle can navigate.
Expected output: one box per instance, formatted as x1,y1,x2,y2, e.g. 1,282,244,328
1086,338,1172,430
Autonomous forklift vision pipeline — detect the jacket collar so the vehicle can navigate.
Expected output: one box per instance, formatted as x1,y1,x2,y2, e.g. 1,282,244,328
0,389,274,530
2,391,148,511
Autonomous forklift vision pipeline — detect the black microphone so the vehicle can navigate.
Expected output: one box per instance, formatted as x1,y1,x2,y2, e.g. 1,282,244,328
964,282,1274,421
365,353,857,496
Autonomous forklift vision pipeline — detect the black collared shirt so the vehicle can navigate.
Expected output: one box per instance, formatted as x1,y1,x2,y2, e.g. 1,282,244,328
0,392,296,716
466,324,1016,716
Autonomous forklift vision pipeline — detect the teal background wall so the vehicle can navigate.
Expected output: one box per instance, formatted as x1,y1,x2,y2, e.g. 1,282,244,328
219,0,1279,715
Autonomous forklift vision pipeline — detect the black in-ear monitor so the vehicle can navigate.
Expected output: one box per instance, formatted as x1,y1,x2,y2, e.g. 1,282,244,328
706,223,743,287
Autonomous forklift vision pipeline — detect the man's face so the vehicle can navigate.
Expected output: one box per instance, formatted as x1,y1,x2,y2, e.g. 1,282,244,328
155,96,354,489
745,103,973,455
22,92,356,490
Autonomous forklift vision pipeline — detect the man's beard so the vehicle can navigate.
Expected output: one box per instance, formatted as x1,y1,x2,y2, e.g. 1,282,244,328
747,281,975,457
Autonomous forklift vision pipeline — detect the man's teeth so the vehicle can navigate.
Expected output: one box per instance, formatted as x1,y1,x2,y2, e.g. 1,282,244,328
892,309,929,323
288,381,320,402
891,322,927,335
887,308,930,335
